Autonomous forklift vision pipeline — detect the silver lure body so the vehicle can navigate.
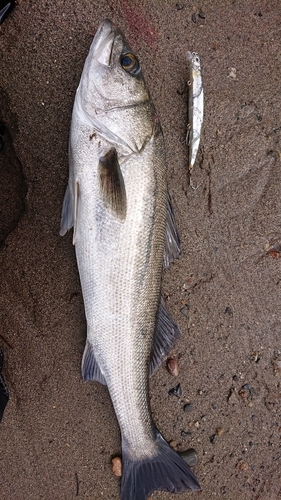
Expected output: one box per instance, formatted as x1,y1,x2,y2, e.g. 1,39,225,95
61,20,200,499
187,51,204,171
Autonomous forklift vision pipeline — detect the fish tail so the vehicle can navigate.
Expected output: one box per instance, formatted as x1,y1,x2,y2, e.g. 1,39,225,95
121,431,201,500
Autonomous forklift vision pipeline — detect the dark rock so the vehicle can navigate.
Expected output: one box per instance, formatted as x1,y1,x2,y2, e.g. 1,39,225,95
168,383,182,397
179,448,199,467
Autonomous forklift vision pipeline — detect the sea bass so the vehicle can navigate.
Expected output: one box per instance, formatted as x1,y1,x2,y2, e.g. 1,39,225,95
60,19,200,499
186,51,204,171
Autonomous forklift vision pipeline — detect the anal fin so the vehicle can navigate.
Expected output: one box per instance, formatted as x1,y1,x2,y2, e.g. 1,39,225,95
81,341,107,385
149,297,181,376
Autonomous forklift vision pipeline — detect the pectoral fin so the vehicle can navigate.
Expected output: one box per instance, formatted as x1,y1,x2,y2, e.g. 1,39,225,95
149,297,181,376
98,148,126,221
163,194,181,268
60,181,79,245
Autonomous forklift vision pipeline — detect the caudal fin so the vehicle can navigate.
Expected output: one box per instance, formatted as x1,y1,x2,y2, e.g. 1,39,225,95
121,432,201,500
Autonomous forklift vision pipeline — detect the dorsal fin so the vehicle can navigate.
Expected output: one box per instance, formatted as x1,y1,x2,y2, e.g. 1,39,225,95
98,148,127,221
164,194,180,268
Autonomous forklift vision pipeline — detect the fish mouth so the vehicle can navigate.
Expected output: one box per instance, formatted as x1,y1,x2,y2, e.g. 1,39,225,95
91,19,117,67
91,19,132,68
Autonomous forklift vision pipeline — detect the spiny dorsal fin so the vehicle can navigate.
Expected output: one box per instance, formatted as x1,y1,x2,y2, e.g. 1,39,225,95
149,297,181,376
164,194,180,268
99,148,127,221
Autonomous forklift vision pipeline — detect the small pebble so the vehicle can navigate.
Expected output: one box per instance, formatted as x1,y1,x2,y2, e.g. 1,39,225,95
227,387,239,404
180,305,189,317
228,67,237,79
216,427,223,436
112,457,122,477
183,403,194,413
168,383,182,397
198,10,206,19
191,13,196,23
167,358,179,377
210,434,217,444
237,461,249,471
179,448,199,467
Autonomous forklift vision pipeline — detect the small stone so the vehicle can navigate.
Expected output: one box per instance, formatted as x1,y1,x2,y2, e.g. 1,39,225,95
183,403,194,413
210,434,217,444
250,351,259,363
225,306,232,315
194,421,200,428
191,13,196,23
216,427,223,436
228,67,237,79
227,387,238,404
180,305,189,317
198,10,206,19
239,389,248,399
167,358,179,377
112,457,122,477
181,430,192,437
237,461,249,471
179,448,199,467
168,383,182,397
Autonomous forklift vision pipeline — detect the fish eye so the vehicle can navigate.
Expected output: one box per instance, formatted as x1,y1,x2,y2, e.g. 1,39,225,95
120,53,140,75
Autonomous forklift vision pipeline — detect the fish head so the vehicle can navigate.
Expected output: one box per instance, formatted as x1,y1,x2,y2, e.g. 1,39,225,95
187,51,201,72
75,19,155,152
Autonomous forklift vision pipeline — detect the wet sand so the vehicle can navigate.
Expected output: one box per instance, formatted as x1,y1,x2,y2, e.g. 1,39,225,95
1,1,281,499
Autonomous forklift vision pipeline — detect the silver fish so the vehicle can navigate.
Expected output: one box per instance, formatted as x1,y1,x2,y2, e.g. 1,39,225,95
61,19,200,500
186,51,204,171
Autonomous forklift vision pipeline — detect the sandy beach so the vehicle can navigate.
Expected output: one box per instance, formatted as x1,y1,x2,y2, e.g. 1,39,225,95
0,1,281,498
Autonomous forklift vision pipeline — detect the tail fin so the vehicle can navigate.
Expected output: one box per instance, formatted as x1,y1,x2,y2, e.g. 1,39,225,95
121,432,201,500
